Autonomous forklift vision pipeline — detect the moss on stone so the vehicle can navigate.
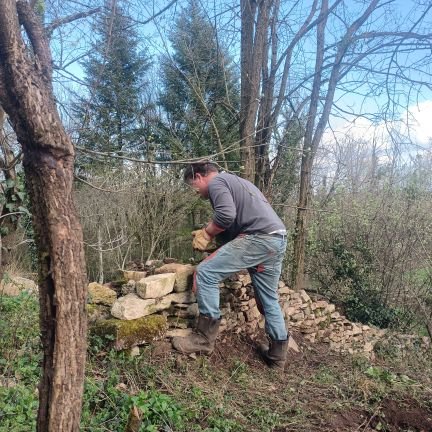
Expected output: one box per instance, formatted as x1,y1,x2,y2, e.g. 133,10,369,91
86,304,111,324
91,314,167,350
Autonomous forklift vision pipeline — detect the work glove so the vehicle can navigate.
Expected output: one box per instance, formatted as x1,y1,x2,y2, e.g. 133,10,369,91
192,228,214,252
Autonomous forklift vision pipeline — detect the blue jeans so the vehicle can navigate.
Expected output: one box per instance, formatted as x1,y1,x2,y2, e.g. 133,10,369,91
195,234,288,341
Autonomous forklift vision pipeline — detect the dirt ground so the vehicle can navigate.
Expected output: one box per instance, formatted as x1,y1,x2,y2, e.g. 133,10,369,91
150,330,432,432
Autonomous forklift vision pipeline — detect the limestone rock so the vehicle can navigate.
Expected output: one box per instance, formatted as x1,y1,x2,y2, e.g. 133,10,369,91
279,286,291,295
300,290,311,303
123,271,147,282
111,294,156,320
155,263,195,292
88,282,117,306
245,305,261,321
0,276,38,296
91,314,167,350
136,273,176,299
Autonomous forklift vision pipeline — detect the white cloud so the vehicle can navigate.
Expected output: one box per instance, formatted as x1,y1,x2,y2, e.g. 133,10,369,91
324,100,432,149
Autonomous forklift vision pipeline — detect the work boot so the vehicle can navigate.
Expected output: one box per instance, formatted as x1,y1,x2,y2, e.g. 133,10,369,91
258,337,289,370
172,315,220,355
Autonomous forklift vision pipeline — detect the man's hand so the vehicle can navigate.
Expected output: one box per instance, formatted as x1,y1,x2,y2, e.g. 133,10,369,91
192,228,213,252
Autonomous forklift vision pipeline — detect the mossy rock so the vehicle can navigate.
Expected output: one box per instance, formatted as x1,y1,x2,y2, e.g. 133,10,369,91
91,314,167,350
86,304,111,324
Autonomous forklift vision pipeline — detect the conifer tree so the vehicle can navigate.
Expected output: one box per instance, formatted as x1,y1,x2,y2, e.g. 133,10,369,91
159,0,239,164
75,2,150,162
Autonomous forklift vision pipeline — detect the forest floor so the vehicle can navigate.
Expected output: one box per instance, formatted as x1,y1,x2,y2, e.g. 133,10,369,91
1,292,432,432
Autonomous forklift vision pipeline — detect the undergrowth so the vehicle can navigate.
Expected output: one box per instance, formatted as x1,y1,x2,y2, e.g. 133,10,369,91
1,293,431,432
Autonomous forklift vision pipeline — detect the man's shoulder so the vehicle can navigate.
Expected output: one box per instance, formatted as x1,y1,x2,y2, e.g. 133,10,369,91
209,172,235,188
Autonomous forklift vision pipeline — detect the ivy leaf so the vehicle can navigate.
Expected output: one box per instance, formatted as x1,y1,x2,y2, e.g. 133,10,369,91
5,179,15,189
18,206,31,216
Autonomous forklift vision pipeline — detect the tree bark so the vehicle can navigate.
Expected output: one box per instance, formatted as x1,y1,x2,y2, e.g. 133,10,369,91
240,0,271,182
0,1,88,431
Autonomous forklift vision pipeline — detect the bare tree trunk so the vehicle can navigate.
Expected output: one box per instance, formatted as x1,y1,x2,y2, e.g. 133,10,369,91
240,0,271,182
0,1,88,431
98,221,104,284
292,0,328,291
291,0,380,291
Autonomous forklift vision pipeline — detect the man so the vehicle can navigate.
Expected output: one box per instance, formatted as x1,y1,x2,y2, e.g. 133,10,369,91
172,161,289,369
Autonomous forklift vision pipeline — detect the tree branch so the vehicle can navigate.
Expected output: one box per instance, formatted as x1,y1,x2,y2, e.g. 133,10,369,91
16,0,52,82
45,7,102,37
133,0,178,25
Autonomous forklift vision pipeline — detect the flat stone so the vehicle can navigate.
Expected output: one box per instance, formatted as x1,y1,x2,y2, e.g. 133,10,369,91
364,342,374,352
279,286,291,295
88,282,117,306
165,291,196,304
136,273,175,299
91,314,167,350
123,271,147,282
245,305,261,321
300,290,311,303
128,346,140,357
239,273,252,285
226,281,243,290
325,304,336,313
111,294,156,320
291,312,305,321
155,263,195,292
152,296,173,312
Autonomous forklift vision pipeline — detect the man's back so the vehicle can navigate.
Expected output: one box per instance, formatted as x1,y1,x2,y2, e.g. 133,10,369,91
208,172,286,239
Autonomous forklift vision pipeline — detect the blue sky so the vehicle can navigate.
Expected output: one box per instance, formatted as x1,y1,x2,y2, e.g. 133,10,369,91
53,0,432,147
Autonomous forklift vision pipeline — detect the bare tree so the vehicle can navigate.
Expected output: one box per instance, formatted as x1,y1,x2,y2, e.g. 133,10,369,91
0,1,87,430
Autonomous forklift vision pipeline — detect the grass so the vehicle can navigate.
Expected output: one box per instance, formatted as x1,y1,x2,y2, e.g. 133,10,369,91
1,293,432,431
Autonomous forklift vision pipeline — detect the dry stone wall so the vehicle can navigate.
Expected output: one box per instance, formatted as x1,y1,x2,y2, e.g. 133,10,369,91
87,262,431,355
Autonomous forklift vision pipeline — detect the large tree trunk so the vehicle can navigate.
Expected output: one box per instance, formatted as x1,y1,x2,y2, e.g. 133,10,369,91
0,1,88,431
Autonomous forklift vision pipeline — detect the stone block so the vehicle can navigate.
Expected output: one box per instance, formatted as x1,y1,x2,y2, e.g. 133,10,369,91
300,290,311,303
91,314,167,350
111,294,156,320
88,282,117,306
123,271,147,282
279,286,291,295
291,312,305,321
155,263,195,292
325,304,336,313
136,273,176,299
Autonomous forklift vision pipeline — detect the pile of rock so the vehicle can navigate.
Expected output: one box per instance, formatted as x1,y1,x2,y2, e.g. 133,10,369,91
86,263,430,356
88,263,197,349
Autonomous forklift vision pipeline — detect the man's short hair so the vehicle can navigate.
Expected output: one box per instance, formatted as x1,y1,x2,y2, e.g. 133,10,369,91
183,161,219,183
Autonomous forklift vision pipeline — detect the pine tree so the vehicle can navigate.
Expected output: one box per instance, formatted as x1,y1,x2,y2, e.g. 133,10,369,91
159,0,239,165
75,2,150,161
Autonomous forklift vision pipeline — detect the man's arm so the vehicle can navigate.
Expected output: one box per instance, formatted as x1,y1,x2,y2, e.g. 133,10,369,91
208,178,236,231
204,221,225,238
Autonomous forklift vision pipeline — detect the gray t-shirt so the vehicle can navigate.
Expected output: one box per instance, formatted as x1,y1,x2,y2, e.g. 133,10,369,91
208,172,286,240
